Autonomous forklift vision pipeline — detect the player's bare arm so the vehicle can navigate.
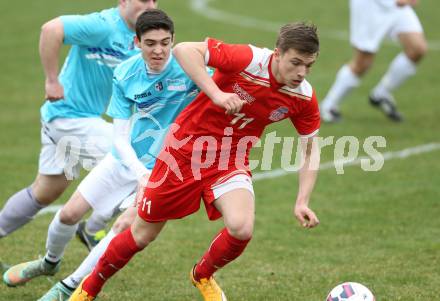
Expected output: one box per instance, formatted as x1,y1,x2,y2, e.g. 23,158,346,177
173,41,244,114
294,136,320,228
396,0,418,7
39,17,64,101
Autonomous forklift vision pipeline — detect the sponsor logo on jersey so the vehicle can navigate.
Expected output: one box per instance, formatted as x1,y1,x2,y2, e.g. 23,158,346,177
155,81,163,92
166,79,187,91
134,91,152,100
232,83,255,104
269,106,289,121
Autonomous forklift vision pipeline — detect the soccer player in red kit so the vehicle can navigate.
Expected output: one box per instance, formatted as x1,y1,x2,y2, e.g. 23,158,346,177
70,22,321,301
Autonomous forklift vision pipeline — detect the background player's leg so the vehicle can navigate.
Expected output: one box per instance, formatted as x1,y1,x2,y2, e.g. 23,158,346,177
75,211,111,252
320,49,374,122
37,203,138,300
45,191,91,264
0,174,69,238
2,190,91,287
371,32,427,110
84,211,109,233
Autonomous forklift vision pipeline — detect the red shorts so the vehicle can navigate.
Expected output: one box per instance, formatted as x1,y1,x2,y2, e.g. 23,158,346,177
138,149,253,222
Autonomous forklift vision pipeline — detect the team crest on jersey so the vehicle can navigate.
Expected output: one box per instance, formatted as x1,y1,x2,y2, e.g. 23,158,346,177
269,106,289,121
155,81,163,92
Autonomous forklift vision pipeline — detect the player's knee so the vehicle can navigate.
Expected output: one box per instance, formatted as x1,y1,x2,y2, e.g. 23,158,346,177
58,207,82,225
133,231,159,249
112,217,133,234
32,181,66,205
227,220,254,240
32,186,61,205
350,61,371,77
406,42,428,62
131,226,161,248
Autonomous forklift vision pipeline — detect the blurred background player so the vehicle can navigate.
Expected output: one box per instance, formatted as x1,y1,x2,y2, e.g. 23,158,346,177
4,9,204,301
320,0,427,122
69,22,321,301
0,0,157,243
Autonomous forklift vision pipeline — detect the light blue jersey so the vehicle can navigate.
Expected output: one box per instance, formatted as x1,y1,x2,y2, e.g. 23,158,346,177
107,53,201,169
41,7,139,122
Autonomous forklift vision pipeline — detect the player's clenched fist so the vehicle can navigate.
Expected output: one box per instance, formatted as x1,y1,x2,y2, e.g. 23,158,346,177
45,80,64,102
294,204,320,228
212,91,245,115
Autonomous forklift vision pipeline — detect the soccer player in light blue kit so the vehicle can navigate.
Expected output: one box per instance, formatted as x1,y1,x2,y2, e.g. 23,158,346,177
4,9,201,301
0,0,157,240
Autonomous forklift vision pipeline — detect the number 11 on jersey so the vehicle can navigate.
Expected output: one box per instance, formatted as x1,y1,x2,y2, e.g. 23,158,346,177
142,197,152,215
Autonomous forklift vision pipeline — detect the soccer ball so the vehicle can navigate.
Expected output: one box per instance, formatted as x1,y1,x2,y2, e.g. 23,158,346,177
326,282,375,301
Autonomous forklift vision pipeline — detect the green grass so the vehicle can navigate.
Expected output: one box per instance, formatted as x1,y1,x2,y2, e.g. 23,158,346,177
1,0,439,300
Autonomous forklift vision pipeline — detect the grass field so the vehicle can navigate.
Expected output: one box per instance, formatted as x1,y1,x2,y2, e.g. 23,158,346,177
1,0,439,300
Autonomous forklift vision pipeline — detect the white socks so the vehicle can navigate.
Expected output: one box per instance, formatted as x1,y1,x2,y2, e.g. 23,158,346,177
62,229,117,288
322,53,417,112
45,210,78,263
321,64,360,111
0,187,45,237
372,52,417,99
85,211,109,234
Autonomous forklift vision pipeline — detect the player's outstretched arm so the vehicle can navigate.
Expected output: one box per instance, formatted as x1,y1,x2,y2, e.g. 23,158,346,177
112,118,151,206
294,136,320,229
39,17,64,101
173,42,244,114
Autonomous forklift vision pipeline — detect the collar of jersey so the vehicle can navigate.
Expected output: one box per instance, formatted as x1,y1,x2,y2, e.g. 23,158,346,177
267,54,284,91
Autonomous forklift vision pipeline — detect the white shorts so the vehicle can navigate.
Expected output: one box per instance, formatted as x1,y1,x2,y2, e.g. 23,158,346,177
211,174,255,200
39,118,113,179
350,0,423,52
118,192,137,211
78,153,142,218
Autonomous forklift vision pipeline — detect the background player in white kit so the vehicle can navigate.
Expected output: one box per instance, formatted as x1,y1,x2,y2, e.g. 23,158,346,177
3,9,202,301
0,0,158,241
320,0,427,122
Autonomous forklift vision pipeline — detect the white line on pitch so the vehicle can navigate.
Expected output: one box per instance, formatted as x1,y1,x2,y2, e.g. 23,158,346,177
253,142,440,181
189,0,440,51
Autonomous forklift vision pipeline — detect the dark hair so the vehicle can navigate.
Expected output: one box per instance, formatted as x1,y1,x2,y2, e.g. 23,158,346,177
276,22,319,54
135,9,174,39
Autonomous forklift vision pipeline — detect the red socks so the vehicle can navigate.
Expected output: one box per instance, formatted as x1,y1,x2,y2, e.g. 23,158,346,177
194,228,251,281
83,228,142,297
81,227,250,295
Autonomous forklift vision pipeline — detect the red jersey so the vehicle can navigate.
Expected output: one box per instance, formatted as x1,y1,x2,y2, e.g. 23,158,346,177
171,38,320,169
